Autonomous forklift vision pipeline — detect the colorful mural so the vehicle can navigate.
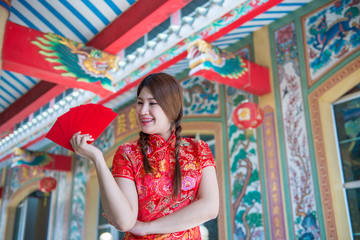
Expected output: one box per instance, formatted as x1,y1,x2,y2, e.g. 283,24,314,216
0,123,53,168
187,39,270,95
227,86,264,240
0,168,11,235
116,0,275,92
261,106,286,239
114,104,139,140
303,0,360,86
52,171,70,240
0,166,49,235
181,76,220,116
69,157,88,240
308,57,360,238
275,22,320,239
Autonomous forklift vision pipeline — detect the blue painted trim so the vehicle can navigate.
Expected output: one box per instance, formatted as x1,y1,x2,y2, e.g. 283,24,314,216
1,76,23,96
25,76,38,85
0,85,16,102
10,7,39,30
126,0,136,5
40,1,88,42
18,0,64,36
5,71,30,91
278,3,307,6
82,0,110,25
106,0,122,15
59,0,98,35
264,11,291,14
0,102,6,110
251,18,277,21
238,25,264,28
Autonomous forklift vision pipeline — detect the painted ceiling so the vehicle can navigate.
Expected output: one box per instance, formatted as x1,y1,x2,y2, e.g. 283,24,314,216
0,0,313,166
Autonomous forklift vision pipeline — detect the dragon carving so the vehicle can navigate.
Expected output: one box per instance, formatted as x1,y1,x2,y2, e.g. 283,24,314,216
31,33,120,92
12,147,53,168
187,39,270,95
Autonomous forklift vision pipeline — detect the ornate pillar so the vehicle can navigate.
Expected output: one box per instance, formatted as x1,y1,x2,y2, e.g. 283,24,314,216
0,0,11,77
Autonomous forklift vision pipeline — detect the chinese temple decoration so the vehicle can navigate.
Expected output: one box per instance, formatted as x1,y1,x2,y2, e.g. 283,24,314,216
31,32,118,92
232,102,264,129
187,39,270,96
39,176,57,206
39,176,57,193
3,22,118,97
12,147,52,167
12,147,72,172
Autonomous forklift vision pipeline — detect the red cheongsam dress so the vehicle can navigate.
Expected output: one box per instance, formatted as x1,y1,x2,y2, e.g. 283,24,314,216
111,132,216,240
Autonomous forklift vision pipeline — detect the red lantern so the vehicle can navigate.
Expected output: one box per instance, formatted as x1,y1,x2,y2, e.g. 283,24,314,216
39,177,57,193
232,102,264,129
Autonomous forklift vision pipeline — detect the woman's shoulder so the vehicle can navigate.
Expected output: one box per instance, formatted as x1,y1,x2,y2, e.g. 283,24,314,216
120,139,139,147
181,137,207,148
115,139,140,154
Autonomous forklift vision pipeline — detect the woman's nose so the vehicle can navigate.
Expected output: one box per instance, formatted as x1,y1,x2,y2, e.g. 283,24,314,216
140,104,149,114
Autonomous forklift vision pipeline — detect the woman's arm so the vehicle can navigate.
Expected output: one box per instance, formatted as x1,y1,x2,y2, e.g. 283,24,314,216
71,133,138,231
130,166,219,236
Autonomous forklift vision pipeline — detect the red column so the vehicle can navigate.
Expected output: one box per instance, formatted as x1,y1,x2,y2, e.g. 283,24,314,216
0,0,11,76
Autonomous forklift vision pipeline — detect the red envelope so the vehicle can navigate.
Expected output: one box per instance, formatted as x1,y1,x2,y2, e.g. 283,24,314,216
77,104,118,142
72,104,92,132
46,104,117,152
46,121,73,150
68,106,79,138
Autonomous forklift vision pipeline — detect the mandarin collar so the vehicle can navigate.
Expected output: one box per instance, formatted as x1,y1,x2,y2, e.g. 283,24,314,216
148,131,176,152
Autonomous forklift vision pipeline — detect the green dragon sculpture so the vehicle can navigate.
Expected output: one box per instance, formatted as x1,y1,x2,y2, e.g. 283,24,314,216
187,39,270,95
31,32,120,92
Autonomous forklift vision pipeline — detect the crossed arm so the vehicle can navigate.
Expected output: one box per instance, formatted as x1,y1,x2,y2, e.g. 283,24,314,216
129,166,219,236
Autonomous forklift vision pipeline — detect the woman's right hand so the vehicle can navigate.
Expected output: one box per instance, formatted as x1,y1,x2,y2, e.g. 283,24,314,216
70,132,102,162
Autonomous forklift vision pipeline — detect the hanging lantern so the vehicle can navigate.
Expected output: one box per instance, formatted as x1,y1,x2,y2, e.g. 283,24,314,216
39,177,57,193
232,102,264,129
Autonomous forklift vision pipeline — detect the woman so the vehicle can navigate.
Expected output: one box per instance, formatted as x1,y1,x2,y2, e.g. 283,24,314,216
71,73,219,239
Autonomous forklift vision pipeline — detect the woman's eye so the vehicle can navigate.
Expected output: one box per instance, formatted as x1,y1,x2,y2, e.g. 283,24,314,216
137,101,143,105
149,102,157,105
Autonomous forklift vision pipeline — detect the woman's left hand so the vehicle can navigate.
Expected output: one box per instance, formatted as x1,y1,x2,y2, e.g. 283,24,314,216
129,221,148,236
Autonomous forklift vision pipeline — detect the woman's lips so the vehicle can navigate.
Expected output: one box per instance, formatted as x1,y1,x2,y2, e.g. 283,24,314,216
140,118,153,125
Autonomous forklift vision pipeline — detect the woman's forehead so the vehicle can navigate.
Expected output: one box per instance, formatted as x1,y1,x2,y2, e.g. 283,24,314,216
138,87,155,99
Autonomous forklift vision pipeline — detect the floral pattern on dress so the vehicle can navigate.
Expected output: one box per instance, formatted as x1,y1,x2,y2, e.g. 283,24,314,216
182,176,196,191
111,132,215,239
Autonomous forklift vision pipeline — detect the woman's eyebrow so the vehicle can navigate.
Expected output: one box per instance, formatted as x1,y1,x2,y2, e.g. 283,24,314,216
137,97,157,101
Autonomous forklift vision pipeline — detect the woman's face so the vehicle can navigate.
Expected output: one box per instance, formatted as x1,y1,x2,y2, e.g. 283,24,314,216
136,87,172,141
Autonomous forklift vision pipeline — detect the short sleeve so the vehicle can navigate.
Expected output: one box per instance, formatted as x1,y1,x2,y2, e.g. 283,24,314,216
111,145,135,180
198,140,216,169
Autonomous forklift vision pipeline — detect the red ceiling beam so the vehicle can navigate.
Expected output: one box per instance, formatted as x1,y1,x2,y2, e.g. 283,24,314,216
87,0,192,53
0,81,66,134
2,22,113,97
98,0,283,105
0,0,191,135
